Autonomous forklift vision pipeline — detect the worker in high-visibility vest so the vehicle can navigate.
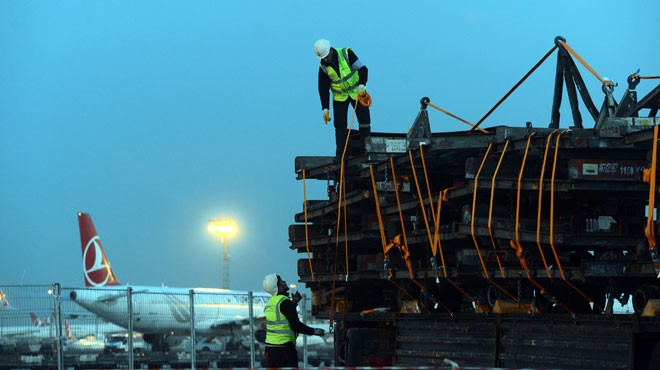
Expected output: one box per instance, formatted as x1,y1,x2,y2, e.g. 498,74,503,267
262,273,325,368
314,38,371,158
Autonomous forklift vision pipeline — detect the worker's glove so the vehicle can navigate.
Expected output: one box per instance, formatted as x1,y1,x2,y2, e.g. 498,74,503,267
291,291,302,304
312,328,326,336
358,84,367,96
322,108,331,124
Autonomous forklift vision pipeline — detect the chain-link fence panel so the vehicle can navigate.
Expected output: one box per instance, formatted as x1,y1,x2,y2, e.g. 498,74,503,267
1,285,332,369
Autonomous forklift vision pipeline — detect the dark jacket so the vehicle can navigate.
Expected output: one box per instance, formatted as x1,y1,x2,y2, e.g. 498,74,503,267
318,48,369,110
278,298,315,338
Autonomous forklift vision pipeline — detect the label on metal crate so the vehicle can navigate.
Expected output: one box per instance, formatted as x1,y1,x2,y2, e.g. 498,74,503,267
385,139,407,153
568,159,645,180
367,137,407,153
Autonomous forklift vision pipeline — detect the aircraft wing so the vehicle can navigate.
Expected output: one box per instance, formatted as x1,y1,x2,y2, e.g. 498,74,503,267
209,315,266,334
0,327,48,340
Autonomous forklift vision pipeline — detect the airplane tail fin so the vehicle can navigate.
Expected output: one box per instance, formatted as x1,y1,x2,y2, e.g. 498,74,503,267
29,313,40,326
65,320,77,341
78,212,121,287
0,290,8,308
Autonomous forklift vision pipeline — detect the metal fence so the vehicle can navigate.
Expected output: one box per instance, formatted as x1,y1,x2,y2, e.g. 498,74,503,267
0,284,333,369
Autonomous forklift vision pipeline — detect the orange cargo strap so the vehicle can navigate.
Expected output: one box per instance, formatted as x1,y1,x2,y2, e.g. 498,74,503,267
302,169,315,282
337,95,357,279
510,133,572,315
389,157,424,289
419,176,476,303
471,143,493,277
424,101,489,133
384,235,414,278
341,162,349,279
409,151,436,258
333,162,348,279
341,163,348,281
645,125,660,274
338,93,362,162
536,130,558,278
547,131,570,280
433,188,474,303
419,147,437,224
411,150,454,295
329,159,349,325
549,131,605,313
328,100,365,325
558,41,611,87
369,164,392,278
509,133,545,292
471,144,519,303
388,157,414,280
432,189,449,277
487,140,509,278
420,147,449,275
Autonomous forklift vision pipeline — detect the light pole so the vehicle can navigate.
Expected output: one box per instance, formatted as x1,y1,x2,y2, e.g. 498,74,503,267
208,218,236,289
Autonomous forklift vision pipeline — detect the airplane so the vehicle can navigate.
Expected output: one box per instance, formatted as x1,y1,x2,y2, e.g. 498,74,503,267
0,311,58,345
0,290,9,309
69,212,271,350
0,290,123,356
29,312,54,327
61,320,106,354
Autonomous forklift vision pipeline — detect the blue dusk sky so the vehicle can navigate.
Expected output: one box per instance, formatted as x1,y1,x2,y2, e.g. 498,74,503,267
1,1,658,293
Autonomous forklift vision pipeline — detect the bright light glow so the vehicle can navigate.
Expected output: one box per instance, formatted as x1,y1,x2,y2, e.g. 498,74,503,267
207,218,237,240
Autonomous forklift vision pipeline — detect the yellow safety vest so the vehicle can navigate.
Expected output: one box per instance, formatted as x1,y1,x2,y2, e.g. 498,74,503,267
264,295,296,344
321,48,360,101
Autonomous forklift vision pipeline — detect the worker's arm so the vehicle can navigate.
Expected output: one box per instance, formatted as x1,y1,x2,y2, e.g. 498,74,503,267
279,299,315,335
318,68,331,110
348,49,368,86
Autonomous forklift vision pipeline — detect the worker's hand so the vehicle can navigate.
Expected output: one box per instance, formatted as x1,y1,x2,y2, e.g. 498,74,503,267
312,328,326,336
358,84,367,97
291,291,302,304
322,108,331,124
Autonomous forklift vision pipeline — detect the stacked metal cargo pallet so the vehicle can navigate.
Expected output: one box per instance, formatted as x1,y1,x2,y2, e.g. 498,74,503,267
290,37,660,369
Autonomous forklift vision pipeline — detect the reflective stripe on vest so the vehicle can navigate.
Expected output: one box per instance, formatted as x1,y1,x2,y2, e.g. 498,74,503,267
320,48,359,102
264,295,295,344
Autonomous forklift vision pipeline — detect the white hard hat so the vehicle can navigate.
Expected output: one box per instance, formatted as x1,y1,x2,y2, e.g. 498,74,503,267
314,39,331,60
263,273,279,296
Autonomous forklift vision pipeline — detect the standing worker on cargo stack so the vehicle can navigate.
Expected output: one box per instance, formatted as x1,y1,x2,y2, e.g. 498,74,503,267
314,38,371,158
262,273,326,368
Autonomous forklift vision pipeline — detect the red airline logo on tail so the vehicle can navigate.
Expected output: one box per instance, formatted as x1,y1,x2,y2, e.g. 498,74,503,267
78,212,120,287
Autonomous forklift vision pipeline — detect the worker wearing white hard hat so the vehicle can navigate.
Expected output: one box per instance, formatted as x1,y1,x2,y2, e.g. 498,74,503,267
314,38,371,158
261,273,325,368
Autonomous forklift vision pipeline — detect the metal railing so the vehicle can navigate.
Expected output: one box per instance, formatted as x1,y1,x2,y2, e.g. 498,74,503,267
0,284,333,369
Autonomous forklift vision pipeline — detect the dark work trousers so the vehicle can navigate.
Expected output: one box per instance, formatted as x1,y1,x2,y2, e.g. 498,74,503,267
265,342,298,368
333,97,371,157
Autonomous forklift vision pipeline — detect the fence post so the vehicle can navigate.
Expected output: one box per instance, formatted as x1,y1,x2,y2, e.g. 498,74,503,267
52,283,64,370
248,291,255,368
189,289,196,370
127,286,134,370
